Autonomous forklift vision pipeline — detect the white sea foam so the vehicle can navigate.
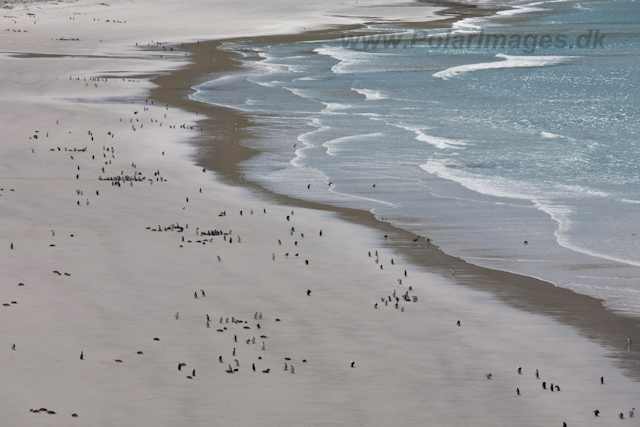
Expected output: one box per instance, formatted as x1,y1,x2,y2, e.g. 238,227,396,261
388,123,467,150
323,132,384,156
421,159,640,268
290,118,329,168
314,46,394,74
243,51,307,77
496,5,549,16
451,17,486,33
536,203,640,268
196,73,244,88
320,102,351,114
421,159,534,201
246,77,284,88
352,88,387,100
540,131,562,138
283,87,315,99
433,54,575,80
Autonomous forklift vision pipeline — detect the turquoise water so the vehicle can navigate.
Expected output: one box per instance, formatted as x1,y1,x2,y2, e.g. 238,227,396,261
192,0,640,315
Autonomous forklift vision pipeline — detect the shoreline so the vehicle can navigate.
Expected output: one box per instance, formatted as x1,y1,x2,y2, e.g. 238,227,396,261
2,0,639,423
149,17,640,378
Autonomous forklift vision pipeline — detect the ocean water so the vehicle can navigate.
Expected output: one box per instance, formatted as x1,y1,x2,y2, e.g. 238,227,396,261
192,0,640,316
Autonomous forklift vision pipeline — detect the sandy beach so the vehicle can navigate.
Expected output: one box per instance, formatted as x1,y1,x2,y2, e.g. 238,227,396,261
0,0,638,425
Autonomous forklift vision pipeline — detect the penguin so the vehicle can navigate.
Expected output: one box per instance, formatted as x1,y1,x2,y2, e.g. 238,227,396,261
80,351,83,360
600,376,604,385
350,361,355,368
262,342,265,350
456,320,461,326
252,363,256,372
542,381,546,390
593,410,600,417
516,388,520,395
535,369,539,379
517,367,522,375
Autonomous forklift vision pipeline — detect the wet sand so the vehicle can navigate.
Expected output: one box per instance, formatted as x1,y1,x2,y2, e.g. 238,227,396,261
150,23,640,379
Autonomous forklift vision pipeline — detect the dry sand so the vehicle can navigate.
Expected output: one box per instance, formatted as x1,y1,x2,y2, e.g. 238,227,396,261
0,0,638,425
